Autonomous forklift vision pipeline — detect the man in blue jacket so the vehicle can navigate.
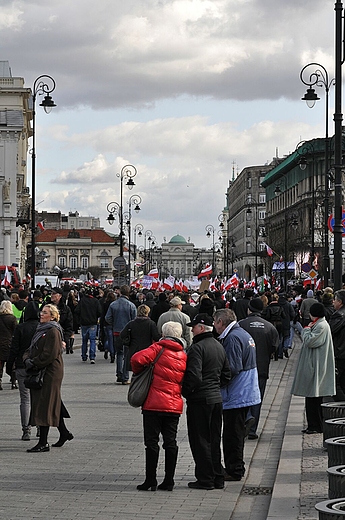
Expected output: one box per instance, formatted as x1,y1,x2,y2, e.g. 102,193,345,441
105,285,137,384
214,308,261,481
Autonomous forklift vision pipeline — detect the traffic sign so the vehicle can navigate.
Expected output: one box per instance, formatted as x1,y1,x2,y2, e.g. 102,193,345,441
302,262,312,273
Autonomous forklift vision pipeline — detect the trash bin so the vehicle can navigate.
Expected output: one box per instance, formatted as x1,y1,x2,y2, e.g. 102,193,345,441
326,438,345,468
328,466,345,499
315,498,345,518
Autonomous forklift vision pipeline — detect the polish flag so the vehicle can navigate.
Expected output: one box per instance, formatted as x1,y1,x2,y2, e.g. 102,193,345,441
198,263,213,279
266,244,273,257
37,221,45,232
1,266,11,287
182,280,189,293
174,279,183,292
147,268,159,279
163,276,175,291
224,273,239,290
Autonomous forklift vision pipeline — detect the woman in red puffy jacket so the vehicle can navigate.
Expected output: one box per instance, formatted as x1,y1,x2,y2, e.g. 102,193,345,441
131,320,187,492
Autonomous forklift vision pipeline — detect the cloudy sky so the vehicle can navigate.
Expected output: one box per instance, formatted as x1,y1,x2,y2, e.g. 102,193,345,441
2,0,336,248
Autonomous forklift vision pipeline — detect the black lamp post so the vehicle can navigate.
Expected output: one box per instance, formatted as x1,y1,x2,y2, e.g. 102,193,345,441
333,0,344,290
126,194,141,282
106,165,137,259
30,75,56,290
144,230,153,274
246,196,259,287
205,224,215,269
300,64,334,287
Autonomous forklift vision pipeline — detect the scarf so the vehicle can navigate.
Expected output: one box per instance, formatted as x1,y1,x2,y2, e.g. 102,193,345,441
29,321,64,353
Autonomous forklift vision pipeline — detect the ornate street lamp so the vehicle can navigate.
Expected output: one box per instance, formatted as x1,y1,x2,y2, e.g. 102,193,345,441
106,165,137,259
300,63,334,286
30,75,56,290
205,224,215,270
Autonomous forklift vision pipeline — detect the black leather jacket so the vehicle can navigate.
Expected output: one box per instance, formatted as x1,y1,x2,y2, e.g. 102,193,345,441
329,306,345,359
182,332,231,404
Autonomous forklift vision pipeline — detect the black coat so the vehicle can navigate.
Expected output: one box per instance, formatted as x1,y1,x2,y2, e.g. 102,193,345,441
150,300,170,324
57,301,74,341
238,313,279,379
233,298,251,321
7,318,38,371
182,331,231,403
75,295,102,326
120,317,160,369
329,306,345,359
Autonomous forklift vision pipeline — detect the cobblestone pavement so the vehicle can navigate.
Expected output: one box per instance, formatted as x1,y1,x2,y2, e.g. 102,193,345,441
0,334,332,520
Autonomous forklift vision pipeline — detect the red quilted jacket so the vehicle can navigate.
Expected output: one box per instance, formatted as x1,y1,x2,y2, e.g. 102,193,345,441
130,338,187,414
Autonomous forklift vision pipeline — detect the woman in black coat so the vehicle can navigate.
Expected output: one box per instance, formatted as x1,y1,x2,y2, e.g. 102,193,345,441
120,304,160,370
0,300,17,390
6,304,39,440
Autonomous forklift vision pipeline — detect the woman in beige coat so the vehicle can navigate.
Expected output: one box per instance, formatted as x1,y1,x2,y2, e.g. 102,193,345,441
23,304,73,452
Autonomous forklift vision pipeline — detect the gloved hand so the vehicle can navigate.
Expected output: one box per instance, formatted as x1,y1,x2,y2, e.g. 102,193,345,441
24,358,35,370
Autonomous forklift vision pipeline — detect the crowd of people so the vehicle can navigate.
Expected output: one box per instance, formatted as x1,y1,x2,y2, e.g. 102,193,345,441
1,279,344,490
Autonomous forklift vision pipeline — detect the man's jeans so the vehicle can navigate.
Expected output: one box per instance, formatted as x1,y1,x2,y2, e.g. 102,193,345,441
81,325,97,360
114,335,129,382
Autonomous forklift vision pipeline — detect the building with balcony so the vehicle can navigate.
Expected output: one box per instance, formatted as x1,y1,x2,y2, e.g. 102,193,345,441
35,228,120,280
225,161,279,282
0,61,32,275
148,234,220,279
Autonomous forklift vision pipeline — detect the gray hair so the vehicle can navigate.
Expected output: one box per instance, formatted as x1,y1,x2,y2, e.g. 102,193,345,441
214,308,237,327
161,321,182,338
202,324,214,333
0,300,13,315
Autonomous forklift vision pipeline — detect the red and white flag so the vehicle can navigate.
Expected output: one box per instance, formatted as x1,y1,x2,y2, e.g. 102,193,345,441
182,280,189,293
265,244,273,257
163,275,175,291
37,221,45,232
198,263,213,279
147,268,159,279
1,266,11,287
174,279,183,292
224,273,239,290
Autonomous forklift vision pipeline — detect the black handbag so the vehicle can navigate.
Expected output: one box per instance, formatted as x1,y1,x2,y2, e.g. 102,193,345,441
24,368,46,389
127,348,164,408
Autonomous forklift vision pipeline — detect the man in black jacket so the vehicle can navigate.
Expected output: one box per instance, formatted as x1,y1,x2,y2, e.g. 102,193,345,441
51,287,74,354
75,288,102,363
182,313,231,491
329,290,345,400
238,298,279,439
232,290,253,321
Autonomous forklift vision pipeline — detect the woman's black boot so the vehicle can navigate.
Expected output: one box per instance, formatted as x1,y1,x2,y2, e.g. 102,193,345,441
137,447,159,491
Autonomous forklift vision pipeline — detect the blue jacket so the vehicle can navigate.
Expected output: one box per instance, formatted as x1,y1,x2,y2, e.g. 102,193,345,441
220,323,261,409
105,296,137,333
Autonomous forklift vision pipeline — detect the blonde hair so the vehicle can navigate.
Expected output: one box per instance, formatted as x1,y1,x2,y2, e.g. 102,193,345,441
137,304,150,317
0,300,14,315
42,304,60,322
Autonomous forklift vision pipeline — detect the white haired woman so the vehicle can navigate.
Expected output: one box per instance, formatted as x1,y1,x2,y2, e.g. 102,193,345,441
131,321,187,492
23,304,73,452
0,300,17,390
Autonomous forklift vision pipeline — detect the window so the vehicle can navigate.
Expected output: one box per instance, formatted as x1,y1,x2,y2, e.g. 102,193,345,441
259,193,266,203
259,210,266,220
246,226,251,237
100,258,109,269
247,174,252,189
81,257,88,269
246,242,251,254
70,257,77,270
58,256,66,268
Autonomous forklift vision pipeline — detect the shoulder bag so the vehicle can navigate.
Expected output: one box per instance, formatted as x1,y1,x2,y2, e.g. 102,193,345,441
24,367,46,389
127,348,164,408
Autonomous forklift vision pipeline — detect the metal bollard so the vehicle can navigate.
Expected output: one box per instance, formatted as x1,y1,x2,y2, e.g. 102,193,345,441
326,438,345,468
328,466,345,499
315,498,345,518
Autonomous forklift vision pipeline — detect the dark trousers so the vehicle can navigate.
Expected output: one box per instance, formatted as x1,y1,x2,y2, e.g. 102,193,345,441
305,397,323,432
249,376,267,435
223,406,248,479
186,402,223,486
143,413,180,483
335,359,345,401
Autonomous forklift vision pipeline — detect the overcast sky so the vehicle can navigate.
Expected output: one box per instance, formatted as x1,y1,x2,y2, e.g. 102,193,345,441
2,0,336,249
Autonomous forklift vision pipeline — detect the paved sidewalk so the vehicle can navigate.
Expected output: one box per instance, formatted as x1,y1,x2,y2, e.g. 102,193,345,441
0,336,329,520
